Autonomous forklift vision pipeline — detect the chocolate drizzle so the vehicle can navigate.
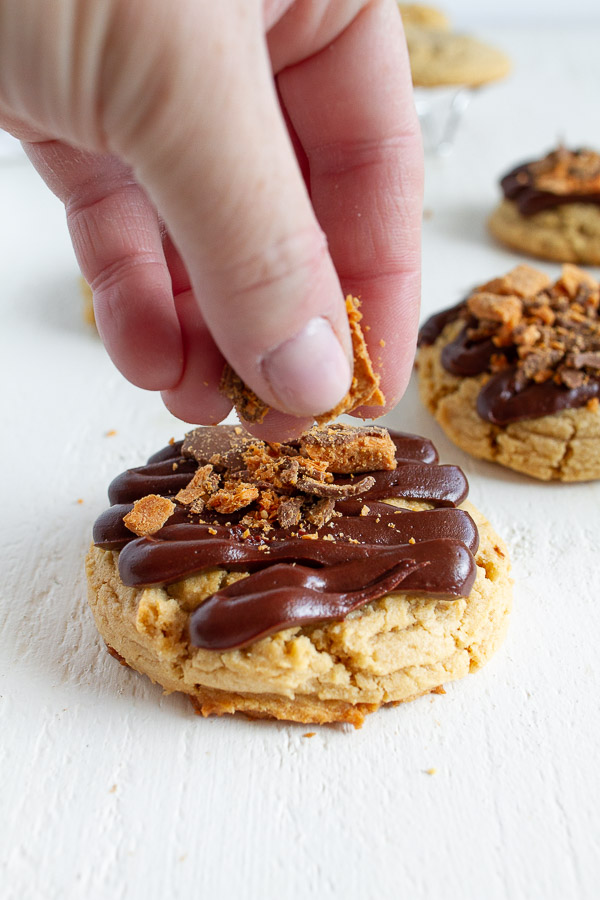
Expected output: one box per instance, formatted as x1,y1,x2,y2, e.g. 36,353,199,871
419,265,600,425
418,301,466,347
501,148,600,216
441,328,496,377
93,427,479,650
476,366,600,425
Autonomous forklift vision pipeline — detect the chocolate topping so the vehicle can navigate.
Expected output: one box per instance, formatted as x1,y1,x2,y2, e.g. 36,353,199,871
419,264,600,424
501,148,600,216
182,425,255,470
418,301,466,347
476,367,600,425
295,474,376,498
94,425,478,650
189,543,475,651
189,556,428,650
442,329,496,376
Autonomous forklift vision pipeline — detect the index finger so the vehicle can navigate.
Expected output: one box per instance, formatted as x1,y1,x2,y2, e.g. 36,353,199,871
273,0,423,414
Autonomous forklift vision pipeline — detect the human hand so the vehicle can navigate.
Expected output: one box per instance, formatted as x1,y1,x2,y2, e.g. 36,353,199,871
0,0,422,440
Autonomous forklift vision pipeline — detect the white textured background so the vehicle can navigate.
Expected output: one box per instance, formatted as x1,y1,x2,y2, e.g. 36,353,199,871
445,0,600,25
2,21,600,900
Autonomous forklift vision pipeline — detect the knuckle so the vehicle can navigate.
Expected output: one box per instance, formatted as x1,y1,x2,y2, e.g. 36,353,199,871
217,226,329,302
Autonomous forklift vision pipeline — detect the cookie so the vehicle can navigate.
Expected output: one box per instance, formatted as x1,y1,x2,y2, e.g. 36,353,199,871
398,3,450,30
418,264,600,481
489,148,600,265
87,423,512,727
80,277,96,327
404,26,511,87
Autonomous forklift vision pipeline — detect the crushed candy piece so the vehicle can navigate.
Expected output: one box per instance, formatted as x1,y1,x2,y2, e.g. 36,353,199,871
206,481,259,514
300,423,397,473
218,296,384,426
123,495,175,536
296,474,376,499
176,465,220,506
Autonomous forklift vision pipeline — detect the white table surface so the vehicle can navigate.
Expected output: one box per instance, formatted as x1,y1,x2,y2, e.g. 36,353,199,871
2,23,600,900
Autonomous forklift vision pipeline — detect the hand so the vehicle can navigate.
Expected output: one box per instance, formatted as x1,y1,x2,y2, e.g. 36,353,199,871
0,0,422,440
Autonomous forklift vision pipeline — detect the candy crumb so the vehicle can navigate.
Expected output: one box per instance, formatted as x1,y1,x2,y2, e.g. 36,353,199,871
123,495,175,536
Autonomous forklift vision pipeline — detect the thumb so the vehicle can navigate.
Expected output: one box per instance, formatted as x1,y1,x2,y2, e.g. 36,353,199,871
106,0,353,419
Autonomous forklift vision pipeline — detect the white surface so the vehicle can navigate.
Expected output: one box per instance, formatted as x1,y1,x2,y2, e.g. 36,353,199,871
2,24,600,900
444,0,600,26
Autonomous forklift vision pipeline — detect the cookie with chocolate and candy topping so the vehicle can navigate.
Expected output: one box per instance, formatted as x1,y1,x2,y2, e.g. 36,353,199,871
86,423,511,727
489,147,600,264
418,263,600,481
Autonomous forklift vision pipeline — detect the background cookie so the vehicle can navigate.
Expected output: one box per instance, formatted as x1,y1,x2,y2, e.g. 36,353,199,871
87,425,512,727
418,264,600,481
398,3,450,30
489,199,600,265
404,26,511,87
489,148,600,264
80,277,96,327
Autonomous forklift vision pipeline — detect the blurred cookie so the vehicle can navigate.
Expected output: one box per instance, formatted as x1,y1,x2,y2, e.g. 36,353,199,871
80,277,96,328
489,148,600,264
398,3,449,30
405,26,510,87
418,264,600,481
87,423,511,727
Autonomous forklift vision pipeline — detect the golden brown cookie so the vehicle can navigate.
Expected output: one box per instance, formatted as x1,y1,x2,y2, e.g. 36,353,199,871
86,424,512,727
405,25,511,87
418,264,600,481
489,148,600,265
489,199,600,266
80,278,96,327
398,3,450,30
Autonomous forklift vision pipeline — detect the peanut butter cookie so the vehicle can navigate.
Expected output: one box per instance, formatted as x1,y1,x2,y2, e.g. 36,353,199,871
489,148,600,265
418,264,600,481
398,3,450,31
87,424,511,727
404,26,510,88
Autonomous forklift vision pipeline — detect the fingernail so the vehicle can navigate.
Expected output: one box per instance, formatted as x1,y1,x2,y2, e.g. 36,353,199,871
262,317,352,417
